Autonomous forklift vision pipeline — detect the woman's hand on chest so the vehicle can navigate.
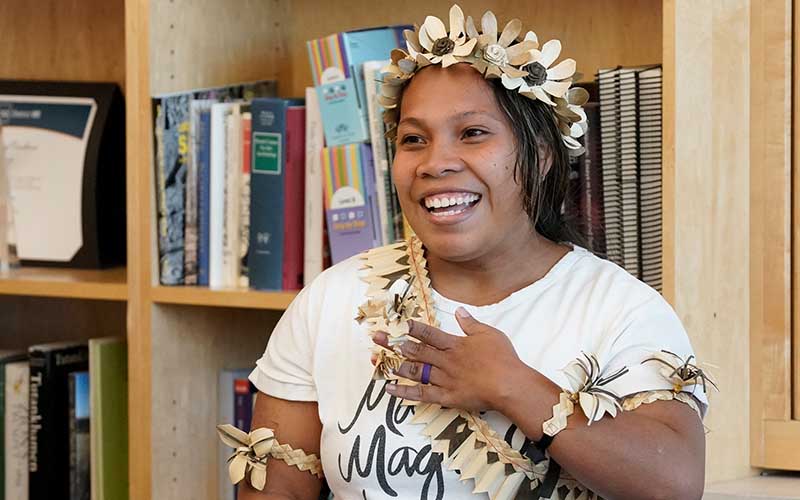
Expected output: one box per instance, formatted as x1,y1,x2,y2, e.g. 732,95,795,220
372,307,544,413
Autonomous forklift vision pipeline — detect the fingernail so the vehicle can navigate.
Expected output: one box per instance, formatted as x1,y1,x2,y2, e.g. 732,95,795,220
385,384,397,393
456,306,471,319
370,354,377,365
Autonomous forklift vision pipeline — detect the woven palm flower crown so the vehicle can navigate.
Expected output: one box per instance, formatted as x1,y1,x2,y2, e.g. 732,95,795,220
379,4,589,155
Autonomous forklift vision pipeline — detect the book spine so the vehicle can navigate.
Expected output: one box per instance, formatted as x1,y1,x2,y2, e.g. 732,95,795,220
184,102,204,285
363,62,391,245
303,88,324,285
68,374,77,500
154,95,189,285
224,107,242,288
233,379,253,432
282,107,306,290
239,112,252,288
209,104,229,289
197,110,212,286
248,99,288,291
28,345,88,500
5,362,27,500
360,144,381,249
28,348,50,500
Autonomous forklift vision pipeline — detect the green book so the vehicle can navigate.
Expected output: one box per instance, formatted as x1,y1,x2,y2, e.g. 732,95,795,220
89,338,128,500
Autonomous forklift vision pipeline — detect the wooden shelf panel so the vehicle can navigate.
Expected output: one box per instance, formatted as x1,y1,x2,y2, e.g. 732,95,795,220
0,266,127,300
150,286,297,310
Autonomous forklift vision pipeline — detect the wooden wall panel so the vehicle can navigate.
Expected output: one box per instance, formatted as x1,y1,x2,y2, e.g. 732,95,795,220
280,0,662,97
671,0,753,483
749,0,794,468
149,0,286,95
0,0,125,88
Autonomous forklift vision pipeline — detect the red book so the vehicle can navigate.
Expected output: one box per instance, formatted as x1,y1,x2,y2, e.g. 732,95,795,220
282,107,306,290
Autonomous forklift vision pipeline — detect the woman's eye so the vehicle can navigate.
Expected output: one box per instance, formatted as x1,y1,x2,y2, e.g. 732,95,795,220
400,134,424,145
462,128,487,139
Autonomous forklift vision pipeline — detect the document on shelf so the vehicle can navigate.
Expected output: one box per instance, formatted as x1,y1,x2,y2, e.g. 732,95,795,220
0,95,96,262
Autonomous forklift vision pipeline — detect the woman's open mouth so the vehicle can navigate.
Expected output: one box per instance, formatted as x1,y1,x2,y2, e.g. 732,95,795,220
420,192,482,221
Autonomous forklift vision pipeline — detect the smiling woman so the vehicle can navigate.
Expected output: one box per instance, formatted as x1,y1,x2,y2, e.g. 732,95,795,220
232,4,711,500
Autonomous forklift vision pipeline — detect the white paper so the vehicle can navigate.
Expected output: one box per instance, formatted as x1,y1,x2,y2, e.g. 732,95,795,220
0,95,97,262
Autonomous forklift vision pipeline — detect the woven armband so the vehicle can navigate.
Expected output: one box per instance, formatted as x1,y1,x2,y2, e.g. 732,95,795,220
216,424,323,491
539,353,626,449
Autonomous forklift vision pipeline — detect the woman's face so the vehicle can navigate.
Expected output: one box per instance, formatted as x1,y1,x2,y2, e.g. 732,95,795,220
392,64,532,262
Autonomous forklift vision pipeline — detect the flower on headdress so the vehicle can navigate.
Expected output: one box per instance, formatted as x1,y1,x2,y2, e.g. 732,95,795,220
500,39,576,105
405,4,477,68
554,87,590,151
465,13,536,79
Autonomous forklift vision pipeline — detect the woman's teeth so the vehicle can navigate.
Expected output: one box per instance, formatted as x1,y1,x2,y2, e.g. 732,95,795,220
423,193,481,215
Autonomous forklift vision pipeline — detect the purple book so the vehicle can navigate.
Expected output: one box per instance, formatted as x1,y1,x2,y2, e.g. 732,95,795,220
322,143,380,264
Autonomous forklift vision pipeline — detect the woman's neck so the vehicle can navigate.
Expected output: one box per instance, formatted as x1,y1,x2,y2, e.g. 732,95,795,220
425,232,571,307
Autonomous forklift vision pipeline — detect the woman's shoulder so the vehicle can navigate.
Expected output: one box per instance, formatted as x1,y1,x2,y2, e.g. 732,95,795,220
565,246,663,308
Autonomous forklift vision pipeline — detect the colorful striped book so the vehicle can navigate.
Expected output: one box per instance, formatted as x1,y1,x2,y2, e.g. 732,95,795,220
322,143,380,264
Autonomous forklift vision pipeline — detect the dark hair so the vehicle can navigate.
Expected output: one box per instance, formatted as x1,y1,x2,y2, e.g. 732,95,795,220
488,79,587,247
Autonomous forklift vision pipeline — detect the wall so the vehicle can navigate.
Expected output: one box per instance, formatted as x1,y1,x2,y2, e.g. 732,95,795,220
669,0,753,483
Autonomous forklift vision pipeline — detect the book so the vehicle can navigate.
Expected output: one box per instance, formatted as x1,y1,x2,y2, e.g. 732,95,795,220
306,26,409,146
239,111,252,288
153,93,189,285
248,98,306,291
224,103,243,287
185,100,214,285
89,338,127,500
322,143,380,264
303,87,325,285
196,108,212,286
0,81,126,268
363,60,393,245
0,351,27,500
5,360,28,500
209,102,238,289
69,371,90,500
28,341,89,500
218,369,249,500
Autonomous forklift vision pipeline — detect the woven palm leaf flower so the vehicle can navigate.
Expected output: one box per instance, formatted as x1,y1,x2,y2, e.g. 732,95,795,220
554,87,590,151
464,12,537,79
500,39,577,106
643,350,719,395
217,425,275,490
562,352,628,423
406,4,477,68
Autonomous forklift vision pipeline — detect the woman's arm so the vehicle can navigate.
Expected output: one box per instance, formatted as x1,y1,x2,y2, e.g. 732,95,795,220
498,365,705,500
377,313,706,500
237,392,323,500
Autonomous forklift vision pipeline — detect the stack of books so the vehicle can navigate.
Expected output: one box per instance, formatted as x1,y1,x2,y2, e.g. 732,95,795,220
596,65,663,291
0,338,127,500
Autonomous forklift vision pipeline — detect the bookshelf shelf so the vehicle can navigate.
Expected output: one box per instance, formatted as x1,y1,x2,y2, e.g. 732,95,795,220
0,266,127,301
149,286,297,310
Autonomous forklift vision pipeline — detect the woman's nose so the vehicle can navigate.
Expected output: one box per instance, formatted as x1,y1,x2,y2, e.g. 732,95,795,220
415,141,464,178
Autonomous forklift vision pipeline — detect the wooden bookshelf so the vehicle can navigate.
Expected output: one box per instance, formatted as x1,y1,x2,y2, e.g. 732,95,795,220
1,0,787,499
0,266,127,300
150,286,297,310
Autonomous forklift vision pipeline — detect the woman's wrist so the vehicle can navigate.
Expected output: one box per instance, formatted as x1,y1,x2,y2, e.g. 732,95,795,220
493,359,562,442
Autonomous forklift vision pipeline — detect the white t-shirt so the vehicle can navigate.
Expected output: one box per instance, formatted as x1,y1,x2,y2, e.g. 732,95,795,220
249,245,707,500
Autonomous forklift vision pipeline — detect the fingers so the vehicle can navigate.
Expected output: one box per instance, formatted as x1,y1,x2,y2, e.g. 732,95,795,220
372,332,443,366
395,360,444,385
454,306,484,335
407,320,457,349
386,381,445,403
